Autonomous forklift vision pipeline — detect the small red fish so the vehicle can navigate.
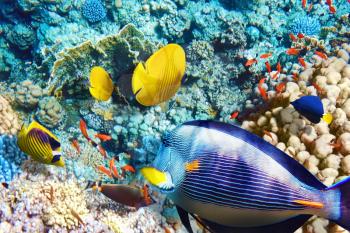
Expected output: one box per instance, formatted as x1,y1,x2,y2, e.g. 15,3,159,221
329,142,341,149
71,139,81,154
293,73,299,82
1,182,9,189
286,48,299,56
315,51,328,60
259,77,266,86
260,53,272,59
97,165,112,178
258,85,268,101
143,185,152,206
263,130,273,139
297,33,304,39
109,158,120,179
122,165,136,173
326,0,332,5
272,72,279,80
276,62,281,74
298,57,306,68
312,82,324,94
329,5,336,14
230,111,239,120
245,58,257,67
265,61,272,73
79,119,90,141
292,73,299,82
308,3,313,12
95,133,112,142
97,144,107,158
275,82,286,94
289,33,297,42
302,0,307,8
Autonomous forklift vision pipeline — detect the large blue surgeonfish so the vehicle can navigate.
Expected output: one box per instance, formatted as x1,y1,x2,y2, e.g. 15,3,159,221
141,120,350,233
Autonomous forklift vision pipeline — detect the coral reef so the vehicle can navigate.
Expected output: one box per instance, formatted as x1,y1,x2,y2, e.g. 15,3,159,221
81,0,107,23
0,135,26,183
242,43,350,233
0,95,21,135
36,96,64,129
10,79,47,109
5,24,36,51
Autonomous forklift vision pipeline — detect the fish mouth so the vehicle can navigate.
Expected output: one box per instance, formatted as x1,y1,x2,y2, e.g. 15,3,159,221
140,167,175,193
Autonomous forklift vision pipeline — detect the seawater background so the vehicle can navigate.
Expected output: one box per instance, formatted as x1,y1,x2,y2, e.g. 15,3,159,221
0,0,349,232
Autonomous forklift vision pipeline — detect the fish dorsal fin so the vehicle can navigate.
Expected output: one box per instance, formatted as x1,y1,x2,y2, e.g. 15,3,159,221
198,215,311,233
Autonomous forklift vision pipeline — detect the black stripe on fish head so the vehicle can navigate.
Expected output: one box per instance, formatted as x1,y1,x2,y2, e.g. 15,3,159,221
51,154,61,163
48,136,60,151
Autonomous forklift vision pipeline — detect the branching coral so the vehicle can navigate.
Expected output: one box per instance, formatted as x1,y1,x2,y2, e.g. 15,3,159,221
290,16,321,36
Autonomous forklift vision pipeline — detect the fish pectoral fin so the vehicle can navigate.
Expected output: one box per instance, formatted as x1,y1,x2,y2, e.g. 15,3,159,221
185,159,200,172
292,200,324,209
322,113,333,124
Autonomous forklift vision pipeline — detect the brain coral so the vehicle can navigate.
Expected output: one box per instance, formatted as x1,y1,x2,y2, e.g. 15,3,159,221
82,0,107,23
290,16,321,36
0,95,21,135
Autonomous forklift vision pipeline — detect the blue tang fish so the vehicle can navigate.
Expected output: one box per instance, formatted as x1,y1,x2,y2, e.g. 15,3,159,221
141,120,350,233
291,95,333,124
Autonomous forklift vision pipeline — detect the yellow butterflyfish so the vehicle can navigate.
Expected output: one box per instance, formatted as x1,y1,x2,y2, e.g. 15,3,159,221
17,121,64,167
132,44,186,106
89,66,114,101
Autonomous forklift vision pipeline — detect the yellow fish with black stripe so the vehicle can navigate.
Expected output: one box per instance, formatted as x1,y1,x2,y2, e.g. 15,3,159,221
17,121,64,167
132,43,186,106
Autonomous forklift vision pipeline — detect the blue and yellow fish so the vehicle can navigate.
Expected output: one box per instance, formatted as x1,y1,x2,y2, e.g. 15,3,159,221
291,95,333,124
17,121,64,167
141,120,350,233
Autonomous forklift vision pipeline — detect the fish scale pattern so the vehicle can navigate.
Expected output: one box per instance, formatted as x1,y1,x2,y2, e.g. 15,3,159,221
0,135,26,183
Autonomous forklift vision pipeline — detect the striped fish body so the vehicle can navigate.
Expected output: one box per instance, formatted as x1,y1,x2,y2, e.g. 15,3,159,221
152,120,341,230
17,121,64,167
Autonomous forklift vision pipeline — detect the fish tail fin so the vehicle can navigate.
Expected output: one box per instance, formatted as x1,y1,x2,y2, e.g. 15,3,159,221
326,176,350,230
322,113,333,124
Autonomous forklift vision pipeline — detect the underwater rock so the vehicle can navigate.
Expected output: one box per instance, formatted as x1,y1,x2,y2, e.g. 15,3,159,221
5,24,36,51
36,96,64,129
11,79,47,109
0,95,21,135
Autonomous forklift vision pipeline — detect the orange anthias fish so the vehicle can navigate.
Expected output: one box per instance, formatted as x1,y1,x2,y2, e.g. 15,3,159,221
326,0,332,5
95,133,112,142
97,144,107,158
97,165,112,178
230,111,239,120
312,82,324,94
302,0,307,8
297,33,304,39
258,78,268,101
275,82,286,94
293,73,299,82
122,165,136,173
259,77,266,86
289,33,297,42
308,3,313,12
276,62,282,74
265,61,272,73
286,48,299,56
315,51,328,60
260,53,272,59
329,5,336,14
272,72,279,80
79,119,90,141
109,158,120,179
245,58,257,67
298,57,306,68
71,139,81,154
